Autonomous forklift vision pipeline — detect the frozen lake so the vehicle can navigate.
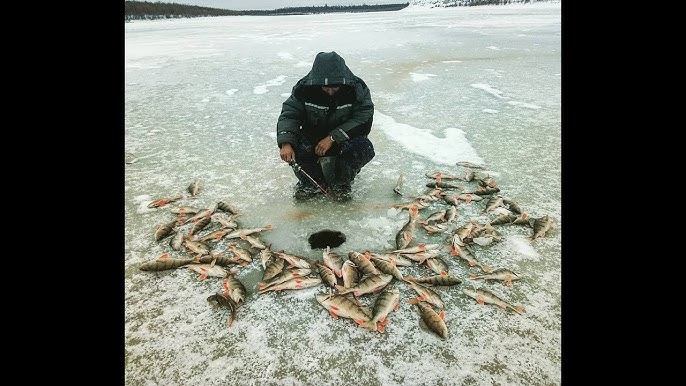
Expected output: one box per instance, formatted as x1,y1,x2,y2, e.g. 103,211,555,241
125,3,561,385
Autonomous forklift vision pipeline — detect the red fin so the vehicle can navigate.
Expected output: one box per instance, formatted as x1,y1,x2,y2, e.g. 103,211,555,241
438,310,446,321
328,310,339,319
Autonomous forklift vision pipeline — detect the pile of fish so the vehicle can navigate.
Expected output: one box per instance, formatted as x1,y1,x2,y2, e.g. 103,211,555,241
137,162,554,338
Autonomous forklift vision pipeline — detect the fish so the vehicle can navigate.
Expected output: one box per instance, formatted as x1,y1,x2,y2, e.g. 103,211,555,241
447,244,492,272
187,179,201,197
401,249,442,265
422,223,449,234
312,260,338,289
169,229,187,251
502,198,523,214
216,199,240,215
392,243,440,254
189,213,213,236
395,205,419,250
369,285,401,333
262,252,285,281
424,257,449,275
404,273,462,287
258,268,312,291
211,212,241,229
341,260,360,289
183,238,211,258
453,193,484,203
181,206,216,225
441,194,462,206
483,195,505,213
153,220,177,242
390,199,431,211
348,250,380,276
471,185,501,195
186,258,228,280
147,195,184,209
470,223,502,245
323,246,344,277
452,221,480,246
259,245,275,269
444,205,459,224
315,292,376,331
227,242,253,263
469,268,521,286
197,254,245,267
406,280,445,309
198,227,233,243
240,234,268,250
225,225,273,239
462,287,525,314
512,213,531,226
419,209,447,225
207,292,238,327
275,250,312,269
335,273,393,297
222,274,247,305
368,252,414,267
258,276,322,293
369,254,404,281
471,236,501,246
139,253,194,271
393,174,405,196
170,206,201,215
456,161,486,169
425,171,462,180
478,175,498,189
415,301,448,339
425,180,463,189
489,213,518,225
461,169,475,182
530,215,554,240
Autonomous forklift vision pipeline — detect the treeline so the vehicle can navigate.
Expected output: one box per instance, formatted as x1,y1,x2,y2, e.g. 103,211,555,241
125,1,411,21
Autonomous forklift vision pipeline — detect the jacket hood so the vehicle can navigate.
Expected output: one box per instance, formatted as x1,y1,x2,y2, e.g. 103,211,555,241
303,51,355,86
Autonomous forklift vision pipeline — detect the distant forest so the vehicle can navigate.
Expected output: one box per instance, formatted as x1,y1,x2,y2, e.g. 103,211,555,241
125,1,411,21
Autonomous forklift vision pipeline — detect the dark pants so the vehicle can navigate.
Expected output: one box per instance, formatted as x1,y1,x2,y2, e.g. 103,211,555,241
292,133,375,189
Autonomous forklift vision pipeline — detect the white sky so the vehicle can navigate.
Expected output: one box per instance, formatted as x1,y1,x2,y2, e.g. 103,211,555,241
161,0,406,11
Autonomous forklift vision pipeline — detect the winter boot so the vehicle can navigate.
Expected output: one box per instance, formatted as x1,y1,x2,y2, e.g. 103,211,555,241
330,160,359,202
293,182,320,200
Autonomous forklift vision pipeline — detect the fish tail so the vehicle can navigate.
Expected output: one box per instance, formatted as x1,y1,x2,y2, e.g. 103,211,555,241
376,322,385,333
469,274,477,280
407,297,420,304
513,306,525,314
482,265,492,272
358,320,377,332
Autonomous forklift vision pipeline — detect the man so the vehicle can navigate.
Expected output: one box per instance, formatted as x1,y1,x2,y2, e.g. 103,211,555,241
277,51,375,202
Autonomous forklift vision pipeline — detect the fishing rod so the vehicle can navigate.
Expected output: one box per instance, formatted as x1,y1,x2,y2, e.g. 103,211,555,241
289,160,335,200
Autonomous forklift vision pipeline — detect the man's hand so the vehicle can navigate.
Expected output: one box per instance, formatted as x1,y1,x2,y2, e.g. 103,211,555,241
315,136,335,156
280,143,295,163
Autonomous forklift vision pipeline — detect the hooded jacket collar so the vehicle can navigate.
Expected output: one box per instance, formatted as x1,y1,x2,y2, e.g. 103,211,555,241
303,51,355,86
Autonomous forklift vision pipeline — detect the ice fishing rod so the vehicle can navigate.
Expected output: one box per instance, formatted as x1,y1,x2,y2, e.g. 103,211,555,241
288,160,335,200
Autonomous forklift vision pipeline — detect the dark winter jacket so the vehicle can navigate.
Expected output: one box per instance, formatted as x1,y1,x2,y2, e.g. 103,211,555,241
276,51,374,147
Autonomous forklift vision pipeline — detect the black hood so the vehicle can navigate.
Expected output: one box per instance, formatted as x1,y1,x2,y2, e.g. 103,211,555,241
303,51,356,87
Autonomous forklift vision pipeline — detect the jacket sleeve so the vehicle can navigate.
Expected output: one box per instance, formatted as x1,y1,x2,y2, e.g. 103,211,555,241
276,95,305,148
330,83,374,143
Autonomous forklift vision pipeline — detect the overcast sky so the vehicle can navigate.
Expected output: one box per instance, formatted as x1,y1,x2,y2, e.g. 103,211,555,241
160,0,407,11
